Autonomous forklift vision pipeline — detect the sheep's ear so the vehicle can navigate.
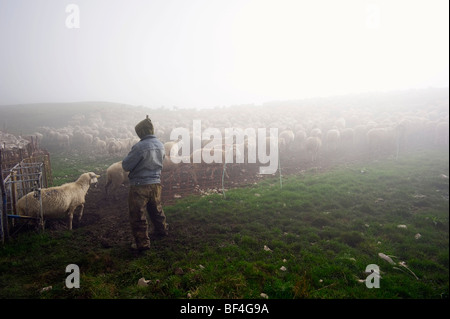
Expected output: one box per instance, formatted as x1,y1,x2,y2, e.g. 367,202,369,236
96,175,101,178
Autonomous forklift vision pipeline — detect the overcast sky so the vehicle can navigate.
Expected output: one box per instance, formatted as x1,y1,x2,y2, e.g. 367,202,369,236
0,0,448,108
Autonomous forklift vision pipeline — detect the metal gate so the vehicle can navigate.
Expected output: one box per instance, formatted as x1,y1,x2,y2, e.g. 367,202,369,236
1,157,50,243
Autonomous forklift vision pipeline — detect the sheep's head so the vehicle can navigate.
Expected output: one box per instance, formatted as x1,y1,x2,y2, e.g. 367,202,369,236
88,172,101,187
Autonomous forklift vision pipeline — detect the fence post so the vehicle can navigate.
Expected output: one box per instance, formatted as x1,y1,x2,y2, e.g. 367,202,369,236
0,149,9,243
10,170,18,216
279,149,283,189
38,168,44,231
222,163,227,199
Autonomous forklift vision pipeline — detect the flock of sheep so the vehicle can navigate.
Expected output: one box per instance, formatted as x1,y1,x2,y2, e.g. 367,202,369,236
0,131,31,151
14,90,449,228
31,93,448,163
35,121,140,156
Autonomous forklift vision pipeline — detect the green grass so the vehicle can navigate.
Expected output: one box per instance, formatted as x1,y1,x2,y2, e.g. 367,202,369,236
50,152,123,186
0,149,448,299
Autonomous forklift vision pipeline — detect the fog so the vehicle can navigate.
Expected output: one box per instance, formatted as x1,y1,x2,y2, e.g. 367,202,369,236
0,0,448,109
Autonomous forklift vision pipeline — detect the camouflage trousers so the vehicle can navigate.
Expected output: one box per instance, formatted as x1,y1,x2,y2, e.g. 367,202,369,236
128,183,168,250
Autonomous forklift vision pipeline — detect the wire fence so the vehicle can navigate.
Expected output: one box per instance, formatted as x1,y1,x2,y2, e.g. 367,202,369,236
159,157,305,204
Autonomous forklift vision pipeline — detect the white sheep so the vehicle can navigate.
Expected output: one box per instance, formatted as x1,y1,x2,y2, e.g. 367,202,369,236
339,128,354,149
366,127,395,156
305,136,322,162
294,129,307,151
164,139,182,158
326,129,340,152
16,172,100,230
310,127,322,138
279,130,295,150
334,117,346,130
105,161,129,199
72,130,93,149
265,136,286,155
353,124,369,147
32,132,44,143
56,132,70,148
107,139,122,154
93,137,107,153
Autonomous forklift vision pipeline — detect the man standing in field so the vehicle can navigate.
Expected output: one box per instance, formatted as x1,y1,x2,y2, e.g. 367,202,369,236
122,115,169,252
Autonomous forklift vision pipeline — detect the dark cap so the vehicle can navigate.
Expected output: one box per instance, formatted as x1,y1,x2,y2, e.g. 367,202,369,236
135,115,154,139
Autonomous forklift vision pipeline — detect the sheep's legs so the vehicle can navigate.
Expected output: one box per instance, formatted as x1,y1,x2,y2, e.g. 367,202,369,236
67,205,82,230
78,204,85,222
68,209,74,230
105,181,111,196
190,165,199,186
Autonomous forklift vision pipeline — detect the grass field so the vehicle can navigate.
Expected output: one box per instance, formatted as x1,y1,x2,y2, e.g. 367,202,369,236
0,149,448,299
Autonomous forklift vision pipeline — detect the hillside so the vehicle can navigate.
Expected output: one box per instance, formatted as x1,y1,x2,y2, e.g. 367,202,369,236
0,101,147,135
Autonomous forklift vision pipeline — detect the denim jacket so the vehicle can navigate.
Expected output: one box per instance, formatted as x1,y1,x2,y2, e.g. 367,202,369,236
122,135,165,185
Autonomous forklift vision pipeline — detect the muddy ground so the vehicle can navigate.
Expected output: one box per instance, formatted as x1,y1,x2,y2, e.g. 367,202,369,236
73,156,309,249
9,149,370,249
